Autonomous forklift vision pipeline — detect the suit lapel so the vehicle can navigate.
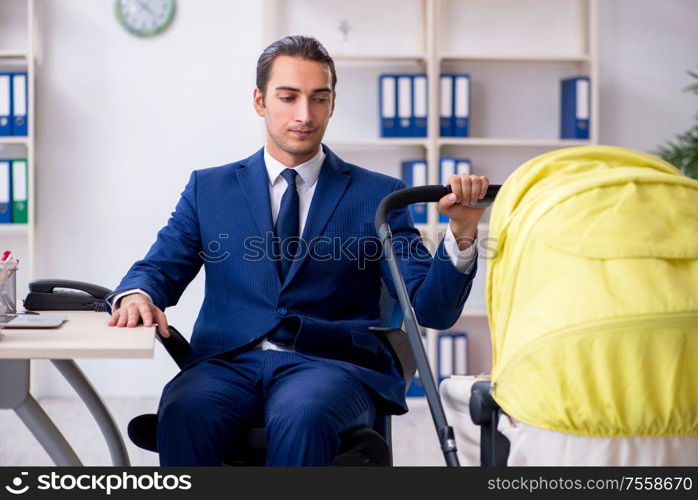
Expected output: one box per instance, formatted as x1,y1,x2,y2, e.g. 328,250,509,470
235,148,275,238
235,149,282,288
281,145,351,291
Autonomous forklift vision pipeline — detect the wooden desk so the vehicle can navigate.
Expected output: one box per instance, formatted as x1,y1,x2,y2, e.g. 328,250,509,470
0,310,154,359
0,311,155,466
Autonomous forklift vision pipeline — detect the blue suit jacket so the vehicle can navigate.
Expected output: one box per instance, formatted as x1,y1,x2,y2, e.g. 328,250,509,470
106,145,477,414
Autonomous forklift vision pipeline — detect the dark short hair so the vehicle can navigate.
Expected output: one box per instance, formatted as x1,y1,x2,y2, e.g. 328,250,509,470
256,35,337,98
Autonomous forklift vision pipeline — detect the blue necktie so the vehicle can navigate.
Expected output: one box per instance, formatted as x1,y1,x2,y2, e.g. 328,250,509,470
275,168,300,282
268,168,300,346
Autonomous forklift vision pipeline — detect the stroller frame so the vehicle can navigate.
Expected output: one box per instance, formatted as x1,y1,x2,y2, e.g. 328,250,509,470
374,183,500,466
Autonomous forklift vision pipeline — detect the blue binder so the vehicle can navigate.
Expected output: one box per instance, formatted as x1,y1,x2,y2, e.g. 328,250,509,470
11,73,28,137
411,74,427,138
438,157,472,223
406,331,428,397
437,332,468,383
397,75,413,137
11,159,27,224
560,76,590,139
456,158,472,176
379,74,397,137
0,160,11,223
439,157,457,223
401,159,428,223
440,74,454,137
453,74,470,137
0,73,11,136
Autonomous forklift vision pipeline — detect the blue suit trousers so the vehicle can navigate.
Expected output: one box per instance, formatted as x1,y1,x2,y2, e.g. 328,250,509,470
156,349,376,466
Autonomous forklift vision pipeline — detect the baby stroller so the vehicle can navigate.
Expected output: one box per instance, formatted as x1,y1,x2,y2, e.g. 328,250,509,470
441,146,698,466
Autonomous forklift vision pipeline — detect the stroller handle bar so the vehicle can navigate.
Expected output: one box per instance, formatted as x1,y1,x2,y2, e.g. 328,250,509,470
375,184,501,232
373,182,500,466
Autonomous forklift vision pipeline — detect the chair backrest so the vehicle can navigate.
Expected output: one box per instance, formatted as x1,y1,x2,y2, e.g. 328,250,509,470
379,279,403,329
375,280,405,460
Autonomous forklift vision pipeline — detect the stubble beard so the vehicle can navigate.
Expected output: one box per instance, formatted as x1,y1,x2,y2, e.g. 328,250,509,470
266,119,322,158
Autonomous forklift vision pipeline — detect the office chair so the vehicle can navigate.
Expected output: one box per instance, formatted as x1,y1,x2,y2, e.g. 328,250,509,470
127,279,416,466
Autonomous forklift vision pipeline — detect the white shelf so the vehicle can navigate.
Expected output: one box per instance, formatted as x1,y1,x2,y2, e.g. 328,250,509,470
439,138,592,147
0,137,29,146
440,53,590,64
435,222,489,233
404,396,429,405
333,53,427,63
326,138,428,148
0,50,28,59
0,224,30,235
461,309,487,318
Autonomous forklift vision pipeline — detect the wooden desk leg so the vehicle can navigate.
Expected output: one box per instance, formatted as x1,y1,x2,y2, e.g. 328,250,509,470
51,360,131,466
0,360,82,466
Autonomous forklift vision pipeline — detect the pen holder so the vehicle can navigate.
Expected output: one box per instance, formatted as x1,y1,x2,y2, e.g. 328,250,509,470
0,262,17,314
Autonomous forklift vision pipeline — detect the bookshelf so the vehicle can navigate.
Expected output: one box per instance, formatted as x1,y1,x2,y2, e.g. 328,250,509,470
438,138,591,147
262,0,599,376
0,0,36,302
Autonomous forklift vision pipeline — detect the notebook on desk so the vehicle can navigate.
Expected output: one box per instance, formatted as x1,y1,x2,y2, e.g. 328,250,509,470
0,313,68,328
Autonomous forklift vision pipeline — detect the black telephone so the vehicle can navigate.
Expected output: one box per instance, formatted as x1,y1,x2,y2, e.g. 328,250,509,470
23,280,113,312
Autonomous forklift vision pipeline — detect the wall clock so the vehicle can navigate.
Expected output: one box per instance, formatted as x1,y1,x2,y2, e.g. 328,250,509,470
115,0,176,38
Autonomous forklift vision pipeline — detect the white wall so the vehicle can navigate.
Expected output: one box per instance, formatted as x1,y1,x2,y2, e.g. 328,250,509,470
28,0,698,395
33,0,263,397
599,0,698,150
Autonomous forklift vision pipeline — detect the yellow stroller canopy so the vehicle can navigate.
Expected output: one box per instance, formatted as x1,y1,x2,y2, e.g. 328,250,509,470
487,146,698,437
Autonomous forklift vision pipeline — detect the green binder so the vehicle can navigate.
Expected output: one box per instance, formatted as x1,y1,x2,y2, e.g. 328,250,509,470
11,159,27,224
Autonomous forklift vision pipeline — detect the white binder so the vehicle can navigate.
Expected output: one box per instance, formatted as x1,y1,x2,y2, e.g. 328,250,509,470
440,74,454,136
397,75,412,136
0,74,10,135
12,73,27,135
453,75,470,137
412,74,427,137
457,159,472,176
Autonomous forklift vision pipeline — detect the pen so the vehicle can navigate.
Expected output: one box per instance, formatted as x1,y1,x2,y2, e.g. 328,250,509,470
0,258,18,286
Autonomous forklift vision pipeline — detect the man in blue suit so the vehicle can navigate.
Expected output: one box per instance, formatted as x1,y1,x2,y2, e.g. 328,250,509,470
106,35,489,466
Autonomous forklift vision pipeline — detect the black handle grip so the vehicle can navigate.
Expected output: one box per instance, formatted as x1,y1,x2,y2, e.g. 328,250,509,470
375,184,501,232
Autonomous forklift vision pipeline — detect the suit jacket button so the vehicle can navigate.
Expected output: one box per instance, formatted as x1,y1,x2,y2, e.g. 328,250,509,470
277,307,287,315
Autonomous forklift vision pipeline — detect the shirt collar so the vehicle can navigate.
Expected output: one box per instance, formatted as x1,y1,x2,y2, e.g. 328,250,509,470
264,146,325,189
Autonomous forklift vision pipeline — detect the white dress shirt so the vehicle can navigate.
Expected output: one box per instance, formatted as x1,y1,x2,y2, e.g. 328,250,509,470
111,146,478,347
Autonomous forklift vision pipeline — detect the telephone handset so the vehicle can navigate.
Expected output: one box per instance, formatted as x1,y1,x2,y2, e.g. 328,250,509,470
23,279,113,312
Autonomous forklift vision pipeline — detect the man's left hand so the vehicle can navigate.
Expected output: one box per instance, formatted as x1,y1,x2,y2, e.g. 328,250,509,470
437,174,490,251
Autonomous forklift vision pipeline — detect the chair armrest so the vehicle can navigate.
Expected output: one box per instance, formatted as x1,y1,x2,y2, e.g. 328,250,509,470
155,326,191,369
368,326,416,388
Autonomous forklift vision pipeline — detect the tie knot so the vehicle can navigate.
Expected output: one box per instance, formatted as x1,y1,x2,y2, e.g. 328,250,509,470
280,168,298,186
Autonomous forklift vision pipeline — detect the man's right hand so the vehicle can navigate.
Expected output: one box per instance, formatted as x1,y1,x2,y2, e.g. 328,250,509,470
107,293,170,338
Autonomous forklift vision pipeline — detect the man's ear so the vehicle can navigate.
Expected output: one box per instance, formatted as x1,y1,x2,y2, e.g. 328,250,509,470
253,87,265,117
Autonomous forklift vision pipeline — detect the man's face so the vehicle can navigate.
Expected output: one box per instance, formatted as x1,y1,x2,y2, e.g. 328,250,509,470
254,55,334,161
